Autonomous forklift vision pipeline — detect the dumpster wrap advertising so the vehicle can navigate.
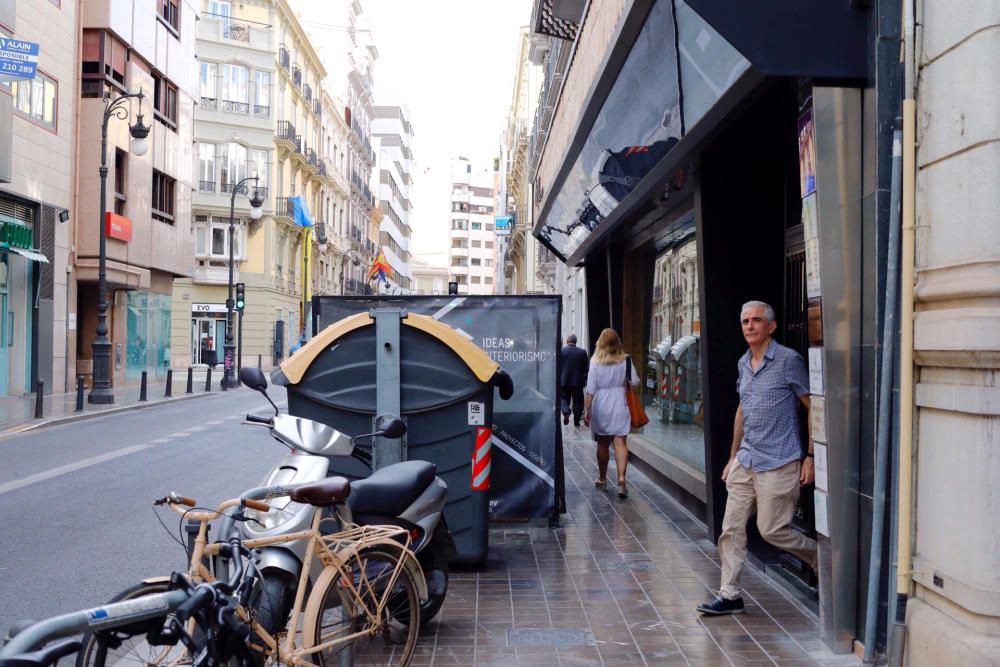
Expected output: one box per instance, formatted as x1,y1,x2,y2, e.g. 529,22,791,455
314,295,563,521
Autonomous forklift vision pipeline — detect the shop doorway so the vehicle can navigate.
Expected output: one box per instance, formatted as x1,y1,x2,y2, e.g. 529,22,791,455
192,317,225,367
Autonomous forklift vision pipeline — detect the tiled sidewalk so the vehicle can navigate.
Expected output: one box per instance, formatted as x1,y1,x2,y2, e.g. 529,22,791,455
419,425,859,666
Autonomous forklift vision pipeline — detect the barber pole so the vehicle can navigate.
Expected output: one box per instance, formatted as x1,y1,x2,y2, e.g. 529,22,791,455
471,426,492,490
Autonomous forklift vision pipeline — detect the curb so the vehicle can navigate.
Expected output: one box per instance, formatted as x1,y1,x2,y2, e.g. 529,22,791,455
0,390,224,437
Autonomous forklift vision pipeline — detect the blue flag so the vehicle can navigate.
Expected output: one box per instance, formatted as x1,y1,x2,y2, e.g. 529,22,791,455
288,195,313,228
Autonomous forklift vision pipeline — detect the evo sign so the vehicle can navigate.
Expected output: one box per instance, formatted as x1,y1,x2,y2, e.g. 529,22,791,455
0,37,39,79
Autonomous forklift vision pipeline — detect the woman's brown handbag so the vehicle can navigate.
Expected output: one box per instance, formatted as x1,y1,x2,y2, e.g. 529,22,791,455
624,356,649,429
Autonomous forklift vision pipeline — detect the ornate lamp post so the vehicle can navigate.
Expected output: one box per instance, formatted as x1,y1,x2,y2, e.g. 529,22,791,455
222,176,264,389
89,90,150,405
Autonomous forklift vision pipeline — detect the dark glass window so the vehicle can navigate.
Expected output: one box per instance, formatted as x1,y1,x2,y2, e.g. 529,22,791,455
152,170,176,223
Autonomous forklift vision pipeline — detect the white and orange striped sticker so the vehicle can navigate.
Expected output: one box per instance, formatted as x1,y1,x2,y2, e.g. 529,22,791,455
471,426,492,490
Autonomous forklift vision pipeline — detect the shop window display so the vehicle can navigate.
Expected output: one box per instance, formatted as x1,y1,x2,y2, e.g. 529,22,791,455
639,234,705,475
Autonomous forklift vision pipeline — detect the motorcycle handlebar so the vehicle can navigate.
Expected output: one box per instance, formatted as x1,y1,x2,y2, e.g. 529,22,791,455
244,413,273,426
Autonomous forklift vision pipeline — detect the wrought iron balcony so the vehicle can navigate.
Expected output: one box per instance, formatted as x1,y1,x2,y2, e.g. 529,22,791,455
291,65,302,86
222,21,250,42
199,97,217,111
254,104,270,117
302,83,312,102
222,100,249,114
198,180,216,192
278,45,290,70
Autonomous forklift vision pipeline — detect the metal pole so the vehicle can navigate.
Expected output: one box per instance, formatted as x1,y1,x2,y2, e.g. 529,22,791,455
205,367,212,392
165,369,173,397
223,185,237,389
75,376,84,412
34,379,44,418
238,307,244,377
139,370,148,401
186,366,193,394
89,103,114,404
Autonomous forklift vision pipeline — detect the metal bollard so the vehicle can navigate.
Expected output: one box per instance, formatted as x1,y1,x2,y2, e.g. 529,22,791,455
165,369,173,398
75,377,84,412
257,354,262,370
186,367,193,394
205,367,212,392
34,379,44,419
139,371,148,401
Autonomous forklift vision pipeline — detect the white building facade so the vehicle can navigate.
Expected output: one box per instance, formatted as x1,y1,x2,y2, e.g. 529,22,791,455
448,157,496,295
372,98,414,292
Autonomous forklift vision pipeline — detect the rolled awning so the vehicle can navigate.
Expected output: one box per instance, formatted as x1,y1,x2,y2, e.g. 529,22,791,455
7,247,49,263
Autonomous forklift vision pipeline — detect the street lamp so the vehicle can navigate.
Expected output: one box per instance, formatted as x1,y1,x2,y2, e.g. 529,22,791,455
222,176,264,389
89,90,150,405
340,249,362,294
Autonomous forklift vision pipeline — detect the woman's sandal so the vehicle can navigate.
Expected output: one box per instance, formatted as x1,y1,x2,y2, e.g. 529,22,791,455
594,478,607,490
617,481,628,499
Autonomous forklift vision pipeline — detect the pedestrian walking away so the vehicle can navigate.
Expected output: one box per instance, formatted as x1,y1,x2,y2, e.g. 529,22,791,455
582,328,639,498
697,300,817,616
559,333,589,427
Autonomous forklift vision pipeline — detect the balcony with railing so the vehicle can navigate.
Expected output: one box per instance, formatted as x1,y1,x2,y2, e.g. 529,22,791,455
254,103,270,117
200,97,217,111
344,278,373,295
291,65,302,87
198,180,216,193
302,83,312,102
278,45,290,70
221,98,249,114
312,98,322,117
276,121,298,152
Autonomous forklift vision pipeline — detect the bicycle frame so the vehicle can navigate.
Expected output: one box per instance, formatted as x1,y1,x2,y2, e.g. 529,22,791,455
173,496,424,666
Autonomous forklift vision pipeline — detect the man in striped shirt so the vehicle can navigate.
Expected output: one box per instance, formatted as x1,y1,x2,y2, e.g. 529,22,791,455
697,301,817,616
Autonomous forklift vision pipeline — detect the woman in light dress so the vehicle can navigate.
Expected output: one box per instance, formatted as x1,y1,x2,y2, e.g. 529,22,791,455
582,328,639,498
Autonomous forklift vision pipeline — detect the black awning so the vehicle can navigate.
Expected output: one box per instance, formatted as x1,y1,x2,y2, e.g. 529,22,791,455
683,0,869,80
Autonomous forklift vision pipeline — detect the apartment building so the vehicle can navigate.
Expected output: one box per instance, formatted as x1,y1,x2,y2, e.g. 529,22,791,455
170,0,330,371
0,1,77,396
448,157,496,295
292,0,378,297
73,0,197,391
372,97,414,293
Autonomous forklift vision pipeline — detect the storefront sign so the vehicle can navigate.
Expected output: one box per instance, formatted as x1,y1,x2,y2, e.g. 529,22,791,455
105,212,132,242
192,303,227,314
814,489,830,536
814,442,829,492
802,193,822,299
810,394,827,443
494,216,512,236
808,347,824,396
0,218,31,248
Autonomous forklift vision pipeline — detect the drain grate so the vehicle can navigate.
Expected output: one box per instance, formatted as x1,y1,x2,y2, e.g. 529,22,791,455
507,628,594,647
605,559,657,571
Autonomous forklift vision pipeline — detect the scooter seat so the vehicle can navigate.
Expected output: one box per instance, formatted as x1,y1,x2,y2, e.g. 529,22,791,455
348,460,437,517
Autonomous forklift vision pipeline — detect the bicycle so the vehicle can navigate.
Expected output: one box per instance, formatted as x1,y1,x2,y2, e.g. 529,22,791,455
0,538,260,667
77,479,423,667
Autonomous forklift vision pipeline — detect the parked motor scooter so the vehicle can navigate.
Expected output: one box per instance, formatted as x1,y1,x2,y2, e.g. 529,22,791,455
223,366,455,630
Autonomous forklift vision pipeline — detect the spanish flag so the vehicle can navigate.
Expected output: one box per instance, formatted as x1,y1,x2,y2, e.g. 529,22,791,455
366,246,393,282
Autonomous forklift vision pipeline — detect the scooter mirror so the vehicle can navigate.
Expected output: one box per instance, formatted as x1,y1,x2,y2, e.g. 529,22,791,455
239,367,268,392
493,368,514,400
375,414,406,439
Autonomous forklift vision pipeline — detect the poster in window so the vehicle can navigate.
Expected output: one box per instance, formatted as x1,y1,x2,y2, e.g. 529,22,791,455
798,109,817,197
803,193,821,298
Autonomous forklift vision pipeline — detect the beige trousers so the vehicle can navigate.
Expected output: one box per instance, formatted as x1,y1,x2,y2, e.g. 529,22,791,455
718,459,817,600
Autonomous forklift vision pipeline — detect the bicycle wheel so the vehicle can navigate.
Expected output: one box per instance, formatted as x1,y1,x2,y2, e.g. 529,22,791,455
305,548,419,666
76,580,186,667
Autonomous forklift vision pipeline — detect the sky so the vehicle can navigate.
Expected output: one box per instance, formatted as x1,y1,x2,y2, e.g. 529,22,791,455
363,0,532,265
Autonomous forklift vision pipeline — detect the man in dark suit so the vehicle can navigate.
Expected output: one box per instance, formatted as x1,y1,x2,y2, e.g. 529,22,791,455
560,334,589,426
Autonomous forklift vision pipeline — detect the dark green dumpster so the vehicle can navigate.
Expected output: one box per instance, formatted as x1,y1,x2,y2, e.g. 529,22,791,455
271,308,511,564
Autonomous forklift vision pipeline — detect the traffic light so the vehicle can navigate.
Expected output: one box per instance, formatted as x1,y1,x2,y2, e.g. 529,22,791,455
235,282,246,311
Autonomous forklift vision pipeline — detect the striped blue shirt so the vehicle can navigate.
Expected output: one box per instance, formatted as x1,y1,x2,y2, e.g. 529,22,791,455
736,339,809,471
